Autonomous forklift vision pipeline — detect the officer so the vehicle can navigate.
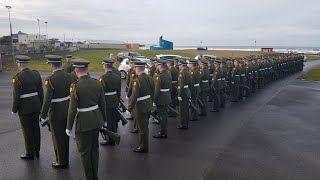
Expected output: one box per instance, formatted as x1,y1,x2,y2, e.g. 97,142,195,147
12,55,43,160
62,55,74,73
128,61,155,153
199,59,210,116
99,58,121,146
188,59,200,121
66,59,107,180
211,61,221,112
167,59,179,115
40,55,72,168
126,59,137,123
153,59,172,138
231,59,241,102
149,59,156,78
177,59,191,129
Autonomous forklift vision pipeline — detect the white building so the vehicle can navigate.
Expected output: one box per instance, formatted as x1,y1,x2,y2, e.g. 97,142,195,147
78,40,127,49
12,31,47,50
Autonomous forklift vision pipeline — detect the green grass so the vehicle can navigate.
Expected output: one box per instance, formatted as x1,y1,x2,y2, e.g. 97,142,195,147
307,55,320,62
300,65,320,81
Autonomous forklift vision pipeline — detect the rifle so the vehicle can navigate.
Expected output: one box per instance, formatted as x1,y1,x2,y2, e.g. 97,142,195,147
99,128,121,145
197,98,204,108
150,110,161,124
168,105,179,117
116,108,128,126
119,98,127,112
188,99,198,112
40,118,51,131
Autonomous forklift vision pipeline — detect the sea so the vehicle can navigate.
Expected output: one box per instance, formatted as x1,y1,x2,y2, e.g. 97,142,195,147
173,46,320,54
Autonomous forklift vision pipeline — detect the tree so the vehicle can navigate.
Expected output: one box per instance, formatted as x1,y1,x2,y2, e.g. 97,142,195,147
0,36,11,45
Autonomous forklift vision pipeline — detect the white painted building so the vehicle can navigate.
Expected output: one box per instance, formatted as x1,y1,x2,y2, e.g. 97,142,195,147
78,40,127,49
17,34,47,46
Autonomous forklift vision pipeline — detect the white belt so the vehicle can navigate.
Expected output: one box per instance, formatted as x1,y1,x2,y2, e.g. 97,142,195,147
255,71,258,72
235,75,240,76
210,74,213,76
249,73,252,75
20,92,38,99
217,78,221,81
172,81,177,83
178,85,189,89
137,95,151,101
194,83,200,87
51,96,70,103
160,89,170,92
241,74,245,76
202,80,209,83
105,91,117,96
77,105,99,112
222,78,225,80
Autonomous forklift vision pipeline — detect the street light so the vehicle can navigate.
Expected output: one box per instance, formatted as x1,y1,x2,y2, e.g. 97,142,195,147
37,19,40,40
5,5,14,59
44,21,48,40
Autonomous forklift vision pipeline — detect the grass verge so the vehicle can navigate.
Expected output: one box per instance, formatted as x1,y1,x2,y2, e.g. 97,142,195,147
300,65,320,81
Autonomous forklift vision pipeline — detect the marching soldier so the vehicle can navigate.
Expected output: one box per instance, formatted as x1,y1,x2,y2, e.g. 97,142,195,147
199,59,210,116
62,55,74,73
149,59,157,78
167,59,179,115
251,59,259,93
12,55,43,160
211,61,221,112
244,59,252,97
231,59,241,102
219,61,227,108
177,59,191,129
207,59,215,102
188,59,200,121
40,55,72,168
66,58,107,180
99,59,121,146
153,59,172,138
128,61,155,153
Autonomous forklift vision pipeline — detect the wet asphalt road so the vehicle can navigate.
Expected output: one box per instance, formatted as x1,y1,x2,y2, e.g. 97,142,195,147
0,61,320,180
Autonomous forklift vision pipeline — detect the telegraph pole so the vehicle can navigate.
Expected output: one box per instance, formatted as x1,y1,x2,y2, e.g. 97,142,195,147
5,6,14,60
37,19,40,40
44,21,48,40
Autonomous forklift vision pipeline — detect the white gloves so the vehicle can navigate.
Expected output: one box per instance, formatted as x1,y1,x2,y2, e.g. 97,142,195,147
125,96,129,100
40,118,48,124
11,112,16,115
153,103,156,107
101,122,108,130
65,129,72,137
178,97,182,101
125,110,131,115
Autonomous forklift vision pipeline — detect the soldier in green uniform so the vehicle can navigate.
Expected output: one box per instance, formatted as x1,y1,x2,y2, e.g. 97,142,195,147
149,59,157,78
251,59,259,93
177,59,191,129
128,61,155,153
66,59,107,180
188,59,200,121
153,59,172,138
12,55,43,160
207,59,215,102
40,55,72,168
112,63,121,77
99,59,121,146
62,55,74,73
199,59,210,116
231,59,241,102
219,61,227,108
244,59,252,97
167,59,179,114
211,61,221,112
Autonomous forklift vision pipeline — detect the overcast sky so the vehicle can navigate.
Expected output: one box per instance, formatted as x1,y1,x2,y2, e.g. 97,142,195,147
0,0,319,47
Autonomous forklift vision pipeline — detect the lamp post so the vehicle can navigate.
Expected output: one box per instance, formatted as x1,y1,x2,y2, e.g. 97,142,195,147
44,21,48,40
5,5,14,59
37,19,40,40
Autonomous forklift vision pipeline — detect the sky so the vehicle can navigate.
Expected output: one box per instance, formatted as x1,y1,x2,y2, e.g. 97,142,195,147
0,0,319,47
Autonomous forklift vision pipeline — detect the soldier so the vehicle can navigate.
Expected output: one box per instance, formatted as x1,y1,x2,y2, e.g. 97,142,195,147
211,61,221,112
244,59,252,97
167,59,179,115
99,59,121,146
153,59,172,138
66,59,107,180
12,55,43,160
112,62,121,77
199,59,210,116
188,59,200,121
177,59,191,129
251,59,259,93
219,61,227,108
207,59,215,102
40,55,72,168
62,55,74,73
258,59,265,89
149,59,156,78
128,61,155,153
231,59,241,102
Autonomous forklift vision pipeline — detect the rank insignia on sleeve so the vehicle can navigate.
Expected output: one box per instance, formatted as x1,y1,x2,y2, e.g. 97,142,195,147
70,87,73,93
132,73,135,77
134,81,137,86
45,80,48,86
12,79,15,83
156,77,159,81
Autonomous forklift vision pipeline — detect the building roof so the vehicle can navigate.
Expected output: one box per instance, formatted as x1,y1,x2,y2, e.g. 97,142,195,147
85,40,126,44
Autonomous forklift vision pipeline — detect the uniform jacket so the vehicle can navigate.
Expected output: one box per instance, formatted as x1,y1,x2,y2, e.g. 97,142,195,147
154,71,172,106
99,71,121,109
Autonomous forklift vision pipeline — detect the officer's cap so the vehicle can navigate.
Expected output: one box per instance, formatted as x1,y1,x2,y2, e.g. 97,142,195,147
129,58,140,63
102,58,116,65
45,55,63,64
178,59,188,65
149,58,157,62
66,55,72,58
14,55,31,63
188,59,198,64
199,59,208,65
214,60,222,64
134,61,146,67
71,58,90,68
156,59,169,65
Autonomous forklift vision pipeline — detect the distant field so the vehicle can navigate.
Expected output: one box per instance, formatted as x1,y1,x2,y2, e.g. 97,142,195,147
300,65,320,81
3,49,266,72
306,55,320,62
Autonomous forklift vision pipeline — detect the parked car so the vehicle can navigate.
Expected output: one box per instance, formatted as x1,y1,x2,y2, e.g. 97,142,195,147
118,58,150,79
116,52,150,62
155,54,182,60
194,54,217,60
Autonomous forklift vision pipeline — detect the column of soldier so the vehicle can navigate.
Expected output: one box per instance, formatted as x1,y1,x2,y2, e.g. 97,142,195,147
11,53,304,179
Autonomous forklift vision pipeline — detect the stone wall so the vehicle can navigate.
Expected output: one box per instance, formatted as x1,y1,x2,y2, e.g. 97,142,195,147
0,51,70,64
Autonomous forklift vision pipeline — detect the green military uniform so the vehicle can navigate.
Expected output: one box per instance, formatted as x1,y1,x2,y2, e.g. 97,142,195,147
177,59,191,129
219,62,227,108
208,60,215,102
251,60,259,93
126,60,139,130
112,66,121,77
244,60,252,97
70,70,78,82
99,59,121,145
231,61,241,102
189,59,200,121
66,59,107,180
153,59,172,138
199,59,210,116
168,60,179,112
40,55,72,168
128,61,155,152
149,62,156,78
258,59,265,89
62,55,75,73
12,55,43,159
211,61,221,111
